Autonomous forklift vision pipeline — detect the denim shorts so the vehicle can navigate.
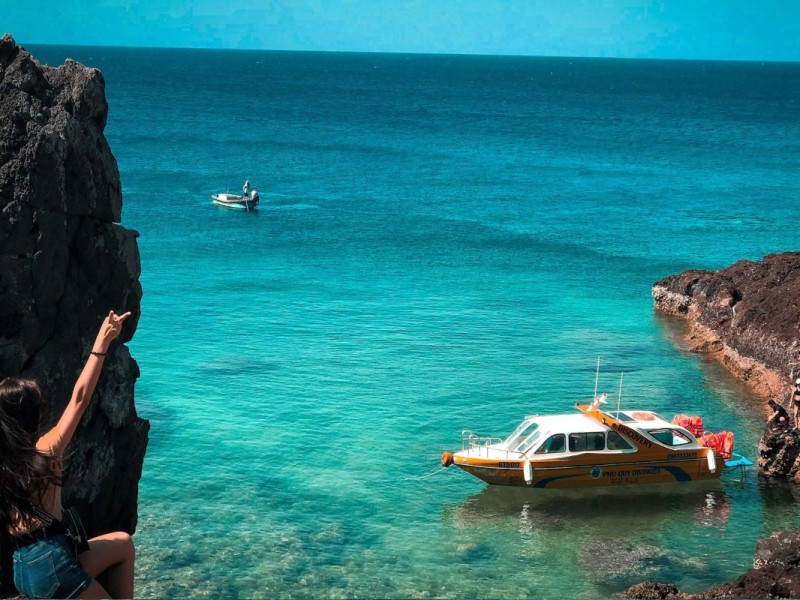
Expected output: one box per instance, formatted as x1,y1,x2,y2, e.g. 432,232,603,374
13,533,92,599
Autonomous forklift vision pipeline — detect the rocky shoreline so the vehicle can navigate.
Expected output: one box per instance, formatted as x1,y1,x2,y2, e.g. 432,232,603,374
651,252,800,402
625,253,800,598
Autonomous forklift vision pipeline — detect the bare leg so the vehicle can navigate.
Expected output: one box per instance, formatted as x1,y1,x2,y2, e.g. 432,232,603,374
79,532,135,599
79,579,111,599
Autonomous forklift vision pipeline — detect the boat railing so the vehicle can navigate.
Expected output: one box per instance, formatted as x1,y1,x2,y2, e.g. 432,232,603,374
460,430,525,459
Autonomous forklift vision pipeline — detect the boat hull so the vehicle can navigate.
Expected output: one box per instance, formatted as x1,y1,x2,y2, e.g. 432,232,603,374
453,452,721,489
212,193,259,210
448,403,732,489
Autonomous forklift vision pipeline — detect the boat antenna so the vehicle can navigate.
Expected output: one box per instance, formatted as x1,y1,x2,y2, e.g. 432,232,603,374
616,372,624,418
593,358,600,401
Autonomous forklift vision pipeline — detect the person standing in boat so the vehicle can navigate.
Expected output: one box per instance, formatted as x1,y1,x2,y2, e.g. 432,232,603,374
242,180,250,199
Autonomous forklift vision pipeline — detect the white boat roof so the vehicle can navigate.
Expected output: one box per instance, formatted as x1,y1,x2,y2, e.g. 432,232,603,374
525,413,608,434
523,408,682,436
608,409,675,429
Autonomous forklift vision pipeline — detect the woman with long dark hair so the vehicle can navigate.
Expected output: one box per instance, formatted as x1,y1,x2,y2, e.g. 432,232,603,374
0,310,135,599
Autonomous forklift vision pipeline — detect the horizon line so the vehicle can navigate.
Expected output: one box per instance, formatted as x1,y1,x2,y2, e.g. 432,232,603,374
15,39,800,66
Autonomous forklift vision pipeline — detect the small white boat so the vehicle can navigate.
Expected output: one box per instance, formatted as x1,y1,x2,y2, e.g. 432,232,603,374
212,192,259,211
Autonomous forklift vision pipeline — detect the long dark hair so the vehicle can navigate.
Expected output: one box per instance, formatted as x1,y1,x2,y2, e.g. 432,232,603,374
0,378,61,536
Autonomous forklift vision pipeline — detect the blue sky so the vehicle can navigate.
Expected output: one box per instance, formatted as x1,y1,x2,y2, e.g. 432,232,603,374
3,0,799,61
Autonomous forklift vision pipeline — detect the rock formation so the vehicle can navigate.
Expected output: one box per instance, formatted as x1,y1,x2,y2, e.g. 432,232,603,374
652,252,800,401
0,34,148,537
640,255,800,597
759,400,800,480
653,253,800,478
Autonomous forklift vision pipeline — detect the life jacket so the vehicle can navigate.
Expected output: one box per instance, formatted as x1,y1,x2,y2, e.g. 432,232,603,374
672,414,704,438
700,431,734,460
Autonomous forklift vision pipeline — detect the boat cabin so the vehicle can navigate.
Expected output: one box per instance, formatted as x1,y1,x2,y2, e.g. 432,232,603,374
496,409,700,459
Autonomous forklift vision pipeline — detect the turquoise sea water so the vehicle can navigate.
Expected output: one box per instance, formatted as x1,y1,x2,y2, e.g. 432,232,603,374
29,45,800,598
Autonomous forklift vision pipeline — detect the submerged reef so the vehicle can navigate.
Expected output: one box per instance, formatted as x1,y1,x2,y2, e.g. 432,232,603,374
624,532,800,599
0,34,148,536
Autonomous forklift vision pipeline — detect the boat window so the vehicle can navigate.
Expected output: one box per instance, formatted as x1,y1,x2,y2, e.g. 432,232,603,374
606,431,634,450
505,421,539,451
648,428,692,446
535,434,566,454
569,432,606,452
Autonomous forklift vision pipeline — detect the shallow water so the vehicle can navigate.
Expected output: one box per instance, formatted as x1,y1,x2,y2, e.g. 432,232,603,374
28,45,800,598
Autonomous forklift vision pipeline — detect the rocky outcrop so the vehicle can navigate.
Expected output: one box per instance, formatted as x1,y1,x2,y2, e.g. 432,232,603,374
0,34,148,537
623,582,686,599
644,255,800,598
653,253,800,478
652,252,800,401
758,400,800,480
624,532,800,599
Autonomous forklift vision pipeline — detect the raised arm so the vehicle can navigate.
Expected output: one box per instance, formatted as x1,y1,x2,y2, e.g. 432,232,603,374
37,310,131,457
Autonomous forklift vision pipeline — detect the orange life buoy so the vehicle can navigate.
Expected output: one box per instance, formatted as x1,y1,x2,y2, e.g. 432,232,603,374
441,452,454,467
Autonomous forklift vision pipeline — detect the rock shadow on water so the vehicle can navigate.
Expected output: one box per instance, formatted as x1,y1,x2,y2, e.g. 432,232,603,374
758,478,800,531
195,356,282,377
455,540,498,563
135,390,180,449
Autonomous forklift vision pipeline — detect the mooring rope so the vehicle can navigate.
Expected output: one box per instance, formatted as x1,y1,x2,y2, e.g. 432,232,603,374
412,466,449,481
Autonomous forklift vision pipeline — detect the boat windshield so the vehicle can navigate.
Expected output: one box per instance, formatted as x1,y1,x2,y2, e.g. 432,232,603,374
648,428,693,446
517,430,544,454
505,420,540,452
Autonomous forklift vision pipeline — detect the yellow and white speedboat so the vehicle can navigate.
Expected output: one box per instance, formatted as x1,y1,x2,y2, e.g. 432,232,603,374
441,401,750,489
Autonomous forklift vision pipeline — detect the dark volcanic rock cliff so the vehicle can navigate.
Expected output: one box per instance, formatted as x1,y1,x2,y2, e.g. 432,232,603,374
642,254,800,598
653,252,800,478
0,34,148,536
652,252,800,401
